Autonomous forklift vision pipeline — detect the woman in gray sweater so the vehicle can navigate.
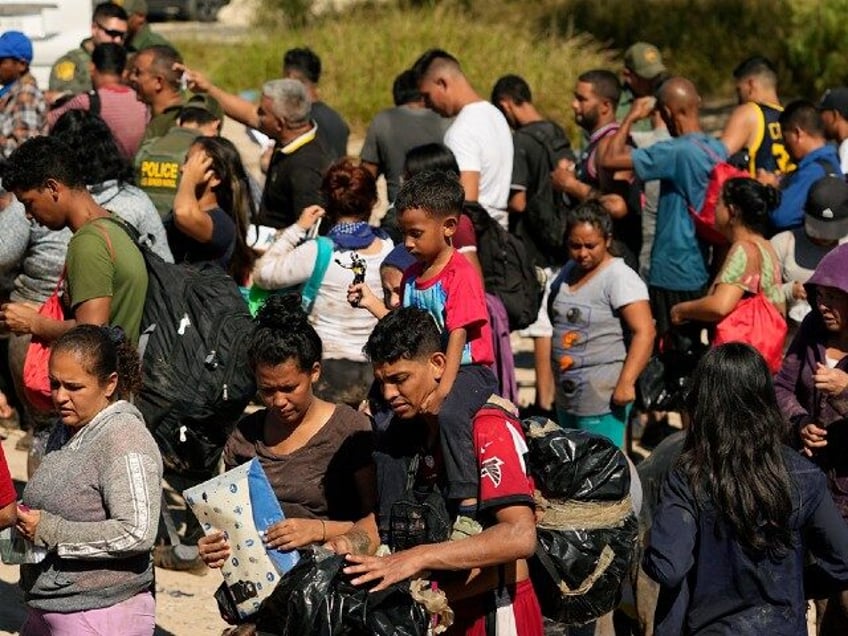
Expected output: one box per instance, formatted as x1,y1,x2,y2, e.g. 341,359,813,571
13,324,163,635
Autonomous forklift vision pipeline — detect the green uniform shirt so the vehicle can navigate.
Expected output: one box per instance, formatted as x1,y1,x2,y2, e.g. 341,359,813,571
128,24,173,52
140,102,183,147
134,126,200,218
48,39,93,95
66,217,148,345
616,88,653,134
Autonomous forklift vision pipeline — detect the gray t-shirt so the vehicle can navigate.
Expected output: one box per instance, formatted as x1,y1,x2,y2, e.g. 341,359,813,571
550,258,649,416
360,104,450,202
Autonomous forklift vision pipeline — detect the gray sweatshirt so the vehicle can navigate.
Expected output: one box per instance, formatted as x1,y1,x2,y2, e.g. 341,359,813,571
21,400,163,612
0,198,69,304
91,180,174,263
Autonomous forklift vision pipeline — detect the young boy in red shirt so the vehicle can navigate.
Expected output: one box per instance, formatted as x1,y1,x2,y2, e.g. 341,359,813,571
352,170,497,517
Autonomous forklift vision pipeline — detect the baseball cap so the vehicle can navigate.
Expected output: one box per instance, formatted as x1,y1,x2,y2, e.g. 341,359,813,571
818,87,848,118
182,93,223,121
0,31,33,64
804,175,848,241
117,0,148,15
624,42,666,80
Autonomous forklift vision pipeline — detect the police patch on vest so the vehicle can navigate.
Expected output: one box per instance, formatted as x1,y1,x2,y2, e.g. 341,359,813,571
139,160,179,189
54,60,76,82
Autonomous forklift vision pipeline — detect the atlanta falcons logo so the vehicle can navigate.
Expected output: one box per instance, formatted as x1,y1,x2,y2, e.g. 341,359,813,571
480,457,504,487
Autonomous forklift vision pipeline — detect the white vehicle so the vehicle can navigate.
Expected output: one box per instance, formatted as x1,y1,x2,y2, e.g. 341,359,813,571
0,1,92,88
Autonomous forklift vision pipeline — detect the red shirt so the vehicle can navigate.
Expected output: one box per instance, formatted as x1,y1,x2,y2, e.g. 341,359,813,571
453,214,477,251
473,406,534,513
0,445,15,508
402,250,495,366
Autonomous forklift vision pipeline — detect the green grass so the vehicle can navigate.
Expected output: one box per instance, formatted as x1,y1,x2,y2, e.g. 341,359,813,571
172,2,613,141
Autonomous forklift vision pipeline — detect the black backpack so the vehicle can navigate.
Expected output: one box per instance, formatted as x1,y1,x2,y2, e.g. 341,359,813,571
106,218,256,477
463,202,543,331
518,124,576,253
388,454,452,553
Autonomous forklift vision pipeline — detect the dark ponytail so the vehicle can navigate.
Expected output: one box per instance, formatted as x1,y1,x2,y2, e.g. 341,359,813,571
51,324,142,400
722,177,781,236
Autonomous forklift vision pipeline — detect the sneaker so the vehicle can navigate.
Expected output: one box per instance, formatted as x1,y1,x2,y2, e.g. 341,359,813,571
153,544,208,576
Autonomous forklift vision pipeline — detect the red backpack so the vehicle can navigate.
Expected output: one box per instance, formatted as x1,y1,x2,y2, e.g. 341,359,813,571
688,138,750,244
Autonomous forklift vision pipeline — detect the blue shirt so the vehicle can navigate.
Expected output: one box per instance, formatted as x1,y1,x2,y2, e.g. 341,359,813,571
770,145,841,231
631,133,726,291
644,449,848,636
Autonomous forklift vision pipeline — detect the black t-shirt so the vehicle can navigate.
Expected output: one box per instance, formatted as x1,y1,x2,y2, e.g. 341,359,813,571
165,206,235,269
259,134,333,229
312,101,349,159
511,120,572,268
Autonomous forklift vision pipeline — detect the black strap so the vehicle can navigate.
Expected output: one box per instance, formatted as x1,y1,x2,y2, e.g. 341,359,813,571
814,157,841,178
404,454,421,491
518,124,573,169
87,89,100,116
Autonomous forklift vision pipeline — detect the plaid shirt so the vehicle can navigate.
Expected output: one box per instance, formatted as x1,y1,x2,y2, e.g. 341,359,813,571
0,72,47,158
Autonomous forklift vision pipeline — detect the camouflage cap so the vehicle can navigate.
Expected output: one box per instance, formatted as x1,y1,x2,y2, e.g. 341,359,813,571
182,93,224,121
624,42,666,80
116,0,148,16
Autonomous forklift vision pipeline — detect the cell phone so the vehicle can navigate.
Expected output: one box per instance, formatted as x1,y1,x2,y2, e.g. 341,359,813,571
307,217,322,239
179,72,188,92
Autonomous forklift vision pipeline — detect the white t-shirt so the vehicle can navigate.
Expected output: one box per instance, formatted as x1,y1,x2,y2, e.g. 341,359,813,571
839,138,848,174
253,225,393,361
444,100,513,229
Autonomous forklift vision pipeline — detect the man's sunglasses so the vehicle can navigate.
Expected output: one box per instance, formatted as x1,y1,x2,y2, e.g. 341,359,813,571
96,22,126,40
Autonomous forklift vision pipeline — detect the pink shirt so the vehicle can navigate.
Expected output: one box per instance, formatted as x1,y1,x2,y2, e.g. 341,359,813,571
48,85,149,160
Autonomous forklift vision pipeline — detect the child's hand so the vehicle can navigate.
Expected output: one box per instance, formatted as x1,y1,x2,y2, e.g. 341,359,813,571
348,282,377,310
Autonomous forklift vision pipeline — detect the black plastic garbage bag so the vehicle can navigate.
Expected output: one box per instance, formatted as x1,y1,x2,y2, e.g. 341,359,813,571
253,548,429,636
522,417,640,626
525,419,631,502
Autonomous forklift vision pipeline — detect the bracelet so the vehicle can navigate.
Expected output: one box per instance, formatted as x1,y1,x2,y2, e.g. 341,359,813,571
320,520,326,542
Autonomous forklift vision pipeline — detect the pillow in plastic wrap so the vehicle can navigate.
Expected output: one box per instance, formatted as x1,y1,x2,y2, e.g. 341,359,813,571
184,458,299,619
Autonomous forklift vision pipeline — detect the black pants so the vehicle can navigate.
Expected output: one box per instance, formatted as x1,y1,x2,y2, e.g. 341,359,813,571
439,364,499,502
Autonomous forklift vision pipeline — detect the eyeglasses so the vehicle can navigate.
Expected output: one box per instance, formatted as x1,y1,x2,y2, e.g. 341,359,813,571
95,22,126,40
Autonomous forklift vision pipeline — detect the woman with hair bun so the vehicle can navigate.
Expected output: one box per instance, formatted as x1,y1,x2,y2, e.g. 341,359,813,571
14,324,163,636
671,178,786,366
550,199,654,447
197,294,378,570
252,159,393,405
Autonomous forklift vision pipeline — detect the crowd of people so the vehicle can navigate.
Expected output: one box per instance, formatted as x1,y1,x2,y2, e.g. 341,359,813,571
3,3,848,635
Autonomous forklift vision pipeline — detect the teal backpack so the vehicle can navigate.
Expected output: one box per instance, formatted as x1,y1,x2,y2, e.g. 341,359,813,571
244,236,334,316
